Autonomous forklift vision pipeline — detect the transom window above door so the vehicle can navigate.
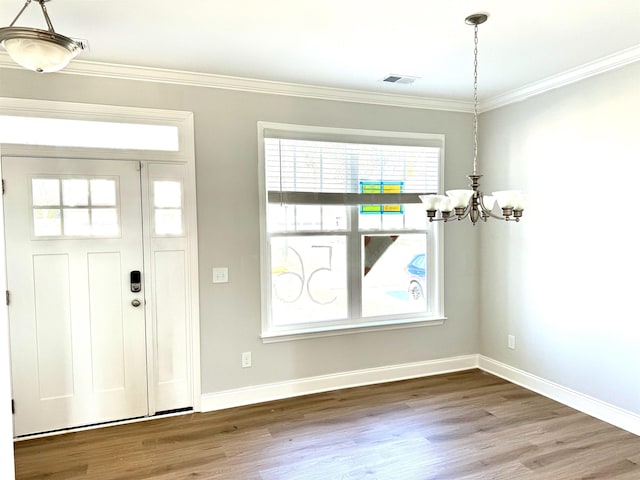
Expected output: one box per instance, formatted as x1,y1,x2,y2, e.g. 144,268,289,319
31,176,120,238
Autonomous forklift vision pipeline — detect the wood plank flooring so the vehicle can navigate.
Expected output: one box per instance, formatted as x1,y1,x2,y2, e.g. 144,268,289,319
13,370,640,479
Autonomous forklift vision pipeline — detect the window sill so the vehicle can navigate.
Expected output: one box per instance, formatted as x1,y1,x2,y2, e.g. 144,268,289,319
261,316,446,343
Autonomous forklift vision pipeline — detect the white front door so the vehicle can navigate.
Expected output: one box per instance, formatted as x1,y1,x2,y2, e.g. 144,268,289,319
4,157,149,436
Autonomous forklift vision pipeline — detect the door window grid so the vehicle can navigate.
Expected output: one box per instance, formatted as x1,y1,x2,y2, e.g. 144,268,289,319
31,177,121,238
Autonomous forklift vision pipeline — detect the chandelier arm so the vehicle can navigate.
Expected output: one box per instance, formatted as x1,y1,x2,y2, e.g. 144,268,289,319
38,0,57,33
8,0,33,27
482,210,510,221
456,203,472,221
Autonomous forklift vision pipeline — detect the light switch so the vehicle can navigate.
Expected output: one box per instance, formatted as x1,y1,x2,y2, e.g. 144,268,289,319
212,267,229,284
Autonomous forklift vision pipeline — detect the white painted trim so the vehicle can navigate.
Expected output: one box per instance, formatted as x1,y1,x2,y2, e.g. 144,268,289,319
478,356,640,437
201,355,478,412
482,45,640,112
202,354,640,438
0,97,202,426
3,47,639,113
0,148,15,478
0,53,472,113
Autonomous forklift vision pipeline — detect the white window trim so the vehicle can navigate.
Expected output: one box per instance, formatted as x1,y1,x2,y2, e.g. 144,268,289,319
257,121,446,342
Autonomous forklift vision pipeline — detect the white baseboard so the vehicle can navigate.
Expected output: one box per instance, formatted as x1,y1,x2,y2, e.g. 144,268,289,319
201,354,478,412
478,355,640,436
200,354,640,438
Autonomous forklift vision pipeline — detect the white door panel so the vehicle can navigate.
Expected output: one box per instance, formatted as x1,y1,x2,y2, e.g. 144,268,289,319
145,163,192,412
4,157,148,436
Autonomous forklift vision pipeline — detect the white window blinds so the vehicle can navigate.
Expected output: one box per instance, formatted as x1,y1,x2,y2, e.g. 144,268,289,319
264,138,440,205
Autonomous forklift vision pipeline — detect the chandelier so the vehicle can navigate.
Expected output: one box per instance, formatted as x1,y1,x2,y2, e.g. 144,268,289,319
0,0,85,73
420,13,525,224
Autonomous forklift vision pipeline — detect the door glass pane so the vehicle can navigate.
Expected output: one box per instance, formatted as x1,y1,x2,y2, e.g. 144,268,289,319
154,181,181,208
155,209,182,235
32,179,60,206
361,233,427,318
270,235,347,325
33,209,61,236
62,179,89,207
63,209,91,236
91,208,119,236
90,179,117,206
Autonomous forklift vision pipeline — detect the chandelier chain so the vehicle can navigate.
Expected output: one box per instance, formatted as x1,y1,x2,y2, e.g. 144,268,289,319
472,22,479,176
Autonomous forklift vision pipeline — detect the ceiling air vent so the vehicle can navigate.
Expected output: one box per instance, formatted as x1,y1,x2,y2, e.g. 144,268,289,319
382,74,419,85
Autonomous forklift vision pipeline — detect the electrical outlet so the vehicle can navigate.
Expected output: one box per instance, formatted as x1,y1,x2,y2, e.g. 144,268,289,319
508,335,516,350
242,351,252,368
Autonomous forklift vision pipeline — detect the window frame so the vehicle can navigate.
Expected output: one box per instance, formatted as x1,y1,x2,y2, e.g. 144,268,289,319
258,122,446,342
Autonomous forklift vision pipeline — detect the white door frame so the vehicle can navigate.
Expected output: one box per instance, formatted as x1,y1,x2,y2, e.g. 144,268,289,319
0,97,202,427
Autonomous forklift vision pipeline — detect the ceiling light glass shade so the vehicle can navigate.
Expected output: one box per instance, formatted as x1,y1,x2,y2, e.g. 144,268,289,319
0,27,81,72
419,194,440,210
513,193,527,211
437,195,453,212
492,190,522,209
446,189,474,208
482,195,496,210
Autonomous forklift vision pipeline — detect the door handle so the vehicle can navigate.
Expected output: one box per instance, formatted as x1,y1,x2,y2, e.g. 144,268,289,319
131,299,142,307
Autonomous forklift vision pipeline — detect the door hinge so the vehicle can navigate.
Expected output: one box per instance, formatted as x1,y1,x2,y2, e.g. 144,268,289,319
5,291,9,306
2,179,4,195
11,399,14,415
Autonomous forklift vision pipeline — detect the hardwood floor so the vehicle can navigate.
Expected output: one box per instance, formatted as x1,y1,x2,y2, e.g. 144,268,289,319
13,370,640,479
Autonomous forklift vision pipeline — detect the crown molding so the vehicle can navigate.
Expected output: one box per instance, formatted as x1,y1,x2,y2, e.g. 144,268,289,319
0,53,473,113
2,45,638,114
481,44,640,112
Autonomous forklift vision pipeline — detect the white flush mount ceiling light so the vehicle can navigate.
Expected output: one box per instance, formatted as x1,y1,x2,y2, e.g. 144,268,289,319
420,13,526,225
0,0,86,73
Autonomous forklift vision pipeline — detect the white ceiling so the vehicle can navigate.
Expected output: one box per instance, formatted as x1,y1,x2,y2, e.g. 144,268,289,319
1,0,639,102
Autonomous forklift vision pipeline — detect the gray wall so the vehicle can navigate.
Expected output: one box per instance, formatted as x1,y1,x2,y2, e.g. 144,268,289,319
479,62,640,413
0,69,479,395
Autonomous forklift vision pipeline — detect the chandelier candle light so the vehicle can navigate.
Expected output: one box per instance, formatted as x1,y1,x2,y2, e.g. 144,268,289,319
420,13,526,225
0,0,85,73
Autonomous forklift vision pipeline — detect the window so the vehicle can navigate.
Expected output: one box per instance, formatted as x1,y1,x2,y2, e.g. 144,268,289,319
260,123,445,339
0,116,179,151
31,176,120,238
152,180,184,236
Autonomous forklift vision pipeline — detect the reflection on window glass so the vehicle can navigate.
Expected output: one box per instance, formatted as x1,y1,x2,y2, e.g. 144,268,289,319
153,180,183,235
62,179,89,207
361,233,427,318
267,204,348,233
271,235,348,325
32,179,60,206
31,176,120,238
359,204,427,231
155,209,183,235
33,209,61,236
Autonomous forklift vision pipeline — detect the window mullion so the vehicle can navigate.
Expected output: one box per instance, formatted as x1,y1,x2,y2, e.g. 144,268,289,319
347,205,362,321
